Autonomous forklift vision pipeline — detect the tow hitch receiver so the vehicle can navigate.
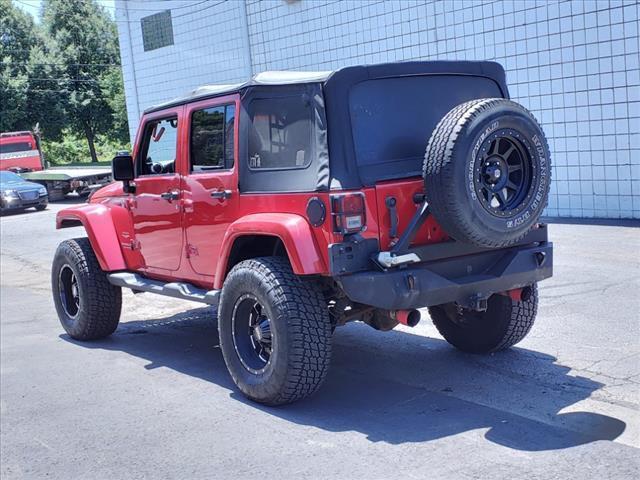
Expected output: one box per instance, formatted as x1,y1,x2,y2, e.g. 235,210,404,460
465,294,489,312
463,286,534,312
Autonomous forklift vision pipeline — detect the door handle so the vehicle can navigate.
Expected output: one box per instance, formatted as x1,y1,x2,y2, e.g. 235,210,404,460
160,190,180,201
210,189,232,200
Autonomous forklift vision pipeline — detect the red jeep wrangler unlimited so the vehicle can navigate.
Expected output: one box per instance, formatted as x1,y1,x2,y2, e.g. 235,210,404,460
52,62,552,405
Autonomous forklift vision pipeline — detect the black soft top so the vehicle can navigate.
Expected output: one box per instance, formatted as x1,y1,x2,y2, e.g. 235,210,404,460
145,61,507,115
145,61,508,191
324,61,508,188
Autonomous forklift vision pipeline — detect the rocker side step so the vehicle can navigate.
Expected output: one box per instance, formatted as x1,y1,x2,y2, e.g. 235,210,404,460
107,272,220,305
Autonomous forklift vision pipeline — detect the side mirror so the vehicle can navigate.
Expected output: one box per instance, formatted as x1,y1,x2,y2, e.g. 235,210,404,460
112,151,135,193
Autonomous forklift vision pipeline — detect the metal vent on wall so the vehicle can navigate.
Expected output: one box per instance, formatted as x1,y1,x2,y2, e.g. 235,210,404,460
141,10,174,52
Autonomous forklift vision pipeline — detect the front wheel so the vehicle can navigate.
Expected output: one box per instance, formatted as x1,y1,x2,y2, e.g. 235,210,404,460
218,257,332,405
52,238,122,340
428,284,538,353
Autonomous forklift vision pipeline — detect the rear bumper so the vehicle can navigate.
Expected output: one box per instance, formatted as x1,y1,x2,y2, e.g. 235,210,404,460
336,242,553,310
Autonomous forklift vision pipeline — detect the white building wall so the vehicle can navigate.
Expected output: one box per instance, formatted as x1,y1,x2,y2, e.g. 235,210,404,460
116,0,640,219
115,0,251,142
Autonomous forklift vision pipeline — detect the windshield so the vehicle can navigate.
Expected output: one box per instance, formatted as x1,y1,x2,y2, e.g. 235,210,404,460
0,171,23,184
0,141,33,154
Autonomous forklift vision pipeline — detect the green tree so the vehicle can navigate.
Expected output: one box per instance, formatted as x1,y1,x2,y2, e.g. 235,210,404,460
25,40,67,140
99,66,129,143
42,0,123,162
1,0,66,139
0,0,38,132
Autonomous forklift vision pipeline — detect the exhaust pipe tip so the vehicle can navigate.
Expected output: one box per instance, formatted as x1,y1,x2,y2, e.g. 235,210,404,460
396,309,421,327
505,286,533,302
520,286,533,302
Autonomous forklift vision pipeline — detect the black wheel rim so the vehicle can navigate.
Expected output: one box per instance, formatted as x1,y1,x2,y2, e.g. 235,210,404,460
58,265,80,318
474,129,535,217
231,294,273,374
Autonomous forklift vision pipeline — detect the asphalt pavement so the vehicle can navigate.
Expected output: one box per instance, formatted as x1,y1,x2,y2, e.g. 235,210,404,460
1,201,639,479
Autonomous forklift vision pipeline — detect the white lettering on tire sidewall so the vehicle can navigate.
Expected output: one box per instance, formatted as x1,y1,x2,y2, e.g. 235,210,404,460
468,121,500,201
506,133,548,229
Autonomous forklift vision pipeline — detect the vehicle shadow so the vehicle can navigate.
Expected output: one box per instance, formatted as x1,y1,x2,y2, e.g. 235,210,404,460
541,216,640,228
61,306,626,452
0,194,86,217
49,194,90,205
0,206,42,216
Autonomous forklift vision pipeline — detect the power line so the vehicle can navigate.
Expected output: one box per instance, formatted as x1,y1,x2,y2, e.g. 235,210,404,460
124,0,212,13
172,0,228,19
2,62,120,67
18,89,75,93
15,0,212,13
13,0,229,23
27,78,101,83
107,0,229,23
14,0,105,13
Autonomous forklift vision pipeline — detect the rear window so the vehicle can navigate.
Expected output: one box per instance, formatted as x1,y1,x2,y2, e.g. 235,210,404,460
349,75,503,184
0,142,33,154
248,96,313,170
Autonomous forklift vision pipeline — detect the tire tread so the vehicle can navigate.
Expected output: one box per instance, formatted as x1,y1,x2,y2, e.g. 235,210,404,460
52,238,121,340
429,284,538,353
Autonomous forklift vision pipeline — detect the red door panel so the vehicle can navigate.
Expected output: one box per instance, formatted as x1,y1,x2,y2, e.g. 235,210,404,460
129,108,185,272
184,171,237,276
130,175,183,271
182,95,240,280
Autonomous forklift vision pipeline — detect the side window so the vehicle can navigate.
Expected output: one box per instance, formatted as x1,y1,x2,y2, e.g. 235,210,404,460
138,117,178,176
190,104,235,172
248,96,313,170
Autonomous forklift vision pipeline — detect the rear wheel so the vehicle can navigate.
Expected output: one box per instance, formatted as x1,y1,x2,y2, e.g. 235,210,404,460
218,257,332,405
52,238,122,340
428,284,538,353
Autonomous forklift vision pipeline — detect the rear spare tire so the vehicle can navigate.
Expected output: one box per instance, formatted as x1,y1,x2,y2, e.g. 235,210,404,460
423,98,551,248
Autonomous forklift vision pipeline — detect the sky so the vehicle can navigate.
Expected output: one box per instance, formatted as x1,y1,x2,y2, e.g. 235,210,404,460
12,0,117,22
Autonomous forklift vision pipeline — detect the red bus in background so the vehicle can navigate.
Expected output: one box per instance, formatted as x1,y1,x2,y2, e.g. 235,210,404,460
0,131,45,172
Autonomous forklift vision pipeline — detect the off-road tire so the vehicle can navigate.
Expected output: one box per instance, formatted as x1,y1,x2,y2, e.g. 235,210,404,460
423,98,551,248
52,238,122,340
218,257,332,405
428,284,538,353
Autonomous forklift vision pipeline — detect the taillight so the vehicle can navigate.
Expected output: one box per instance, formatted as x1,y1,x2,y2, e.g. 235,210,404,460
331,192,366,234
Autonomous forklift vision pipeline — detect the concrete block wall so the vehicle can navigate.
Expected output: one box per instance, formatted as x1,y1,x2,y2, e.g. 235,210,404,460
116,0,640,219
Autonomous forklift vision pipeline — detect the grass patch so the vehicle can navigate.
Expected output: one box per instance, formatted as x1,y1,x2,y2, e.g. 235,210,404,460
42,130,129,166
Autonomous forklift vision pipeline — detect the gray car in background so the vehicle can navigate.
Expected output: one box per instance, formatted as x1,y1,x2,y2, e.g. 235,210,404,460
0,171,48,213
